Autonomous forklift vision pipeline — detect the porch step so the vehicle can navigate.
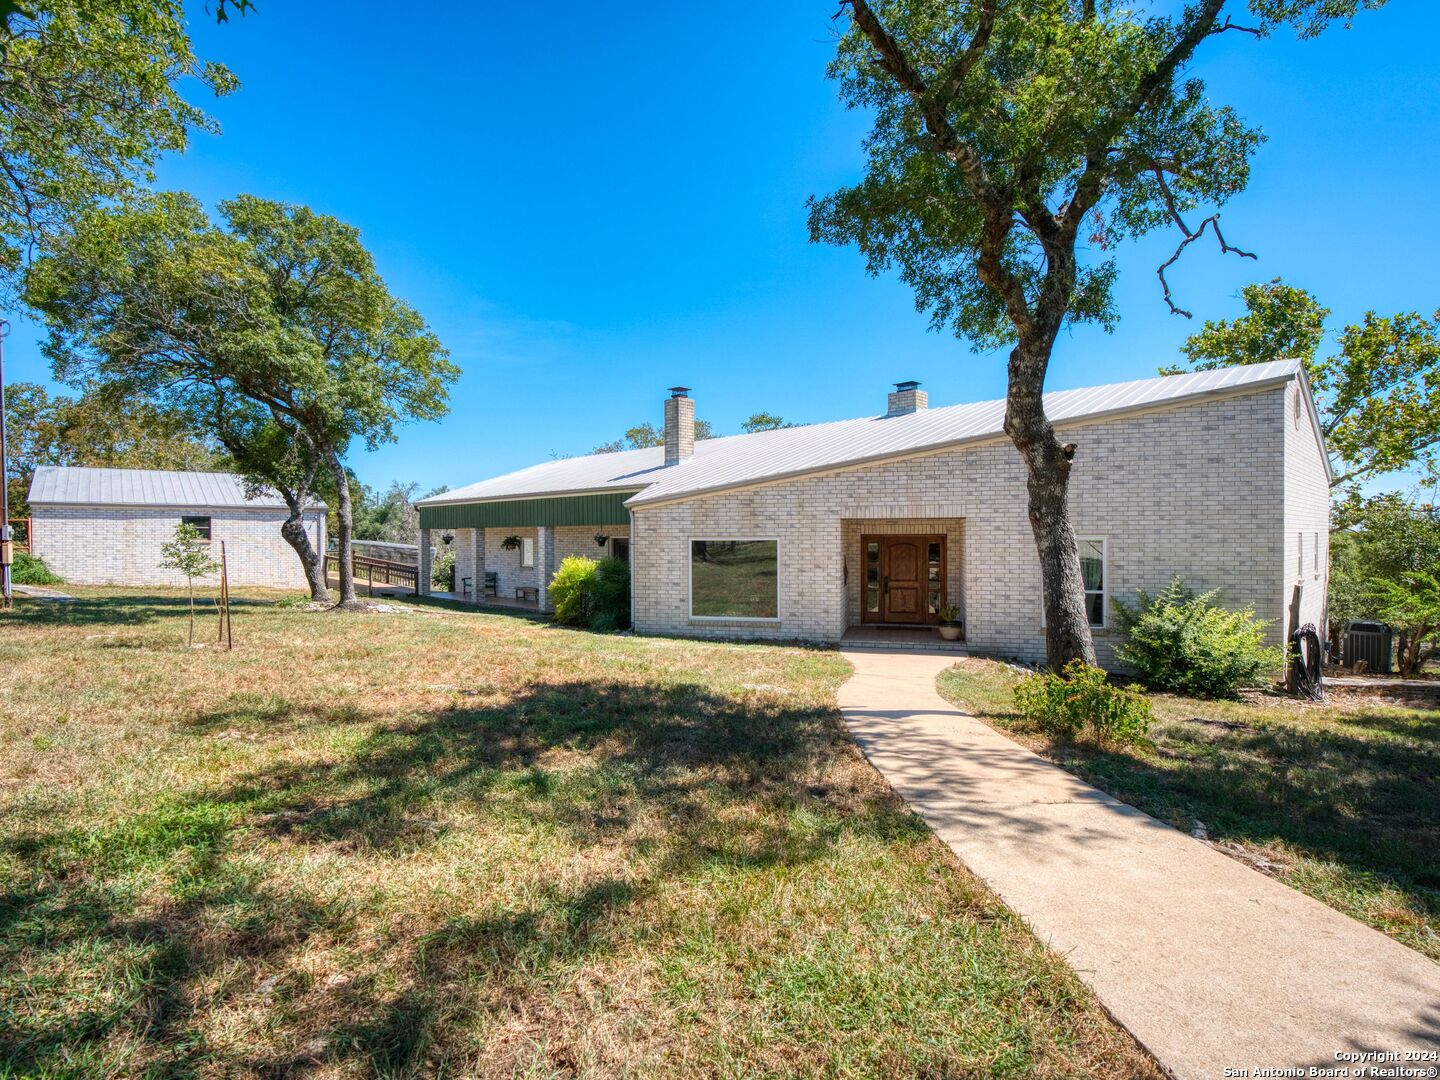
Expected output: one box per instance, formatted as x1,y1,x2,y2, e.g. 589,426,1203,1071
840,633,971,654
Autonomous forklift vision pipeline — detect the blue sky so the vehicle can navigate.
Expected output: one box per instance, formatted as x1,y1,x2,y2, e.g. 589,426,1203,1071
7,2,1437,493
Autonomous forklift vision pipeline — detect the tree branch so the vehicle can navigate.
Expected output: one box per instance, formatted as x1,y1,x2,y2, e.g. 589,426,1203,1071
1151,166,1256,316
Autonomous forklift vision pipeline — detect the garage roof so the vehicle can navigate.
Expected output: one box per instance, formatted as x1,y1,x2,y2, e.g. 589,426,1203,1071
27,466,327,510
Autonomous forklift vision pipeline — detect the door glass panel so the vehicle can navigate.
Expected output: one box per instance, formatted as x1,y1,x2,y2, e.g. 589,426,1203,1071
928,589,940,614
866,587,880,613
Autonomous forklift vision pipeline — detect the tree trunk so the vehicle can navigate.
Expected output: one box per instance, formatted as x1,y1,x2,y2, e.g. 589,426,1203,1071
278,488,330,603
1002,334,1097,670
325,451,359,607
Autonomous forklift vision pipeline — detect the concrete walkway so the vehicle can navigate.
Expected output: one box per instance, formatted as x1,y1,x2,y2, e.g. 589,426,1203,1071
838,648,1440,1080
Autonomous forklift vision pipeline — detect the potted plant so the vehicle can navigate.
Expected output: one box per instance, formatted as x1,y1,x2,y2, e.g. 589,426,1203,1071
938,604,963,641
500,535,522,551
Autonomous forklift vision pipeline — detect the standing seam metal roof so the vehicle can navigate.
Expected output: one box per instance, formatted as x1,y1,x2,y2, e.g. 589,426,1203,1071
26,465,327,510
415,360,1307,511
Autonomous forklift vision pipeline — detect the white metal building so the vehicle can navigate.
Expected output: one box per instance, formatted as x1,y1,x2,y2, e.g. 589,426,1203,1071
26,466,326,590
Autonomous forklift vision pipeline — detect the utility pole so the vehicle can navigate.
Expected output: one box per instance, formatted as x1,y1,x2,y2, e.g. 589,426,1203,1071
0,321,11,609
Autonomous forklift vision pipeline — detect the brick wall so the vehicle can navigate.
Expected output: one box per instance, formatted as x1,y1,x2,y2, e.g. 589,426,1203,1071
1283,379,1332,639
631,387,1297,664
30,505,322,589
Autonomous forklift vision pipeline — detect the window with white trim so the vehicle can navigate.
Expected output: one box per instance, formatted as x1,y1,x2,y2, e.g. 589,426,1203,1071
690,539,778,619
1079,537,1106,627
519,536,535,568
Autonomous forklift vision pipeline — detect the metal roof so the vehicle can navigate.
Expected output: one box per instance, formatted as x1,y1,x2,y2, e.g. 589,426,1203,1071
417,360,1305,511
27,465,327,510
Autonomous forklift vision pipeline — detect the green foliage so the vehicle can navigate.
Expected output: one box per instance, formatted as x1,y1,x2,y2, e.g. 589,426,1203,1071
11,550,61,585
24,190,458,602
593,419,715,455
431,548,455,592
548,555,598,627
1330,495,1440,674
740,412,796,433
1112,579,1284,698
1012,661,1151,744
590,557,632,632
352,480,447,544
158,523,219,584
3,381,224,515
0,0,237,301
1177,279,1440,487
808,1,1382,352
545,556,631,631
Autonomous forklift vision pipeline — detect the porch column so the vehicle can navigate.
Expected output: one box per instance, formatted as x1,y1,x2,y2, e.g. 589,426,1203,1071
471,528,485,604
418,527,432,596
536,524,556,612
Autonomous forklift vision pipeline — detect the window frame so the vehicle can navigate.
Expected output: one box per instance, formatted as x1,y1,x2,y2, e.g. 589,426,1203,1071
519,536,535,568
1042,536,1107,630
687,536,781,622
180,515,212,542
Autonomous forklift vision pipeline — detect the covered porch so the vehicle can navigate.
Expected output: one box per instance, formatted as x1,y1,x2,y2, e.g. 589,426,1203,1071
417,491,634,613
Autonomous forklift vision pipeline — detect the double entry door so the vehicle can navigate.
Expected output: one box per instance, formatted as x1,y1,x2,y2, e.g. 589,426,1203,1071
860,534,946,624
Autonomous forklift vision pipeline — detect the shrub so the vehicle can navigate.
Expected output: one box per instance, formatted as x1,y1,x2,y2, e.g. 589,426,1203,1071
1112,577,1284,698
590,557,631,631
431,548,456,591
548,555,598,627
11,551,62,586
1013,660,1152,744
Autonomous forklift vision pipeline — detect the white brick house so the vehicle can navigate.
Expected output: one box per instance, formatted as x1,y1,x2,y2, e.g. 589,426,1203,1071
27,466,326,590
416,361,1331,665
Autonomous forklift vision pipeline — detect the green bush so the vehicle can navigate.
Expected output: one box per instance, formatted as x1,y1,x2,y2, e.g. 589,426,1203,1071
1013,660,1152,744
1112,577,1284,698
11,551,62,586
590,557,631,631
548,555,598,627
431,548,456,591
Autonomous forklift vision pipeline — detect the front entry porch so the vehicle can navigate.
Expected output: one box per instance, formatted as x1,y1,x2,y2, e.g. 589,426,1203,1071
842,517,965,643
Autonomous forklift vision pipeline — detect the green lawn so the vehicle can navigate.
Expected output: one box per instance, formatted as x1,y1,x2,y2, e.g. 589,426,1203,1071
936,658,1440,962
0,589,1158,1078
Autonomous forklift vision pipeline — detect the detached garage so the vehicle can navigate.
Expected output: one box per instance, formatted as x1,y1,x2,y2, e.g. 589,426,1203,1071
27,465,325,589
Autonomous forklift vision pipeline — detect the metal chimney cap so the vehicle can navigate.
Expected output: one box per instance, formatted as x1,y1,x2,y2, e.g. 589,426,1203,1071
893,380,921,392
668,386,691,398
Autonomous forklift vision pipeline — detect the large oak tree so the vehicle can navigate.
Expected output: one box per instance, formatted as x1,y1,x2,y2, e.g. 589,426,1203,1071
25,192,456,606
810,0,1386,667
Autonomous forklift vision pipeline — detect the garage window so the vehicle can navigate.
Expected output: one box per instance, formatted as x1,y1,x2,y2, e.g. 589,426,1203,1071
180,515,212,541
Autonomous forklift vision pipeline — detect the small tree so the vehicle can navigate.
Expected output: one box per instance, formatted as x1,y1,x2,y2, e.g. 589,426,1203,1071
159,522,220,646
1374,572,1440,677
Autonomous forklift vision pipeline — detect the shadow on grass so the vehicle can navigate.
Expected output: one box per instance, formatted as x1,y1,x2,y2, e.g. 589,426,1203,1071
989,697,1440,901
0,678,922,1076
2,593,280,630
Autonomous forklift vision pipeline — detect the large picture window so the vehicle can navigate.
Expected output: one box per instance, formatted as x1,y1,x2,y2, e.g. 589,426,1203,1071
690,539,778,619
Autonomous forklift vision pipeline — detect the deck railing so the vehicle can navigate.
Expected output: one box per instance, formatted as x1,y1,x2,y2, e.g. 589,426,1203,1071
325,552,419,595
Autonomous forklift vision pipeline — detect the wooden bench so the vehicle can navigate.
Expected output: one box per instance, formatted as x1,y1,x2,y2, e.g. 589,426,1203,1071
484,572,498,597
515,586,539,604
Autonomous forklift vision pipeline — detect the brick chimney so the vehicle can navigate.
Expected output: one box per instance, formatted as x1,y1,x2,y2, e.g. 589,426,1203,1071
664,387,694,465
886,380,928,416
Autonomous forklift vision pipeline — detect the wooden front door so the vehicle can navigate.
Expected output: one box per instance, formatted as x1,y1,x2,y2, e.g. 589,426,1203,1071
860,534,946,624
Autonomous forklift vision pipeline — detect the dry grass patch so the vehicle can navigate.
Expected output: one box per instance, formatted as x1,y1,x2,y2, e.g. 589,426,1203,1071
0,589,1158,1077
937,657,1440,962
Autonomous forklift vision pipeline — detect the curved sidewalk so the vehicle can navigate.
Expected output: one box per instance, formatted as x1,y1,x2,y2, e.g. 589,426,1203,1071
838,647,1440,1080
